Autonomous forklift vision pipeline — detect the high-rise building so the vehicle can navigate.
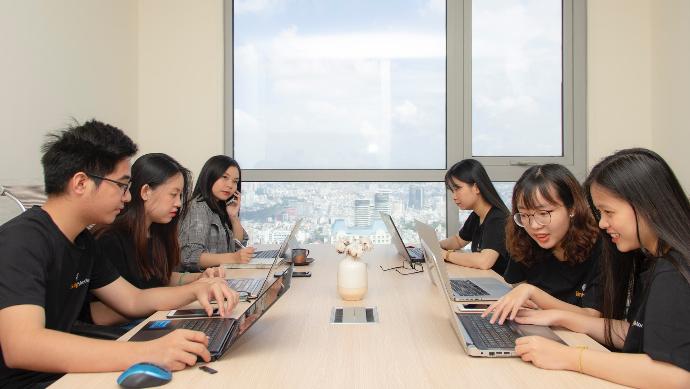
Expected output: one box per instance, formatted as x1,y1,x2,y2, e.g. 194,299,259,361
408,186,424,210
354,199,372,227
374,191,391,215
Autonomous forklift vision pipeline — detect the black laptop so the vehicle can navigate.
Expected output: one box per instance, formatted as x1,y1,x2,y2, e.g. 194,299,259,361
129,264,293,360
380,212,425,263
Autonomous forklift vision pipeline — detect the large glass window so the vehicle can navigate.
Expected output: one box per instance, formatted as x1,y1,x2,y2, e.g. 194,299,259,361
471,0,563,156
233,0,446,169
226,0,586,235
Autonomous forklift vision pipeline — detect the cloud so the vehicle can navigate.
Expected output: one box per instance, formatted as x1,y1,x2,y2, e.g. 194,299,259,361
393,100,419,124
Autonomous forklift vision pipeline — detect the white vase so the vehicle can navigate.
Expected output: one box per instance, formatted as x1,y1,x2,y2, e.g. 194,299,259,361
337,256,368,301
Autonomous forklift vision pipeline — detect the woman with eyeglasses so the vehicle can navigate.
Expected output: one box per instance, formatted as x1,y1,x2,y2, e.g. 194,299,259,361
178,155,254,271
84,153,234,325
509,149,690,388
483,164,602,324
439,159,511,275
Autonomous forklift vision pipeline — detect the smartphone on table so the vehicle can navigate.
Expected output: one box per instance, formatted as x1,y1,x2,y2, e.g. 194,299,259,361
275,270,311,277
167,308,220,318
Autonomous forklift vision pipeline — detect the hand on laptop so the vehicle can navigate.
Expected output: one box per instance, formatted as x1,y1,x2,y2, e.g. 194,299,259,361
200,266,226,279
514,308,564,327
142,329,212,370
514,336,575,371
233,247,255,263
191,277,240,317
482,283,540,324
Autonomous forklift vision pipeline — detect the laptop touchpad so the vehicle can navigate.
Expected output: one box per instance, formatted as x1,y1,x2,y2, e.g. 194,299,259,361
514,324,566,345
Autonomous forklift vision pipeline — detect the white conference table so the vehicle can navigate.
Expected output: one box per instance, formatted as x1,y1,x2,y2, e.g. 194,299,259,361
52,244,623,388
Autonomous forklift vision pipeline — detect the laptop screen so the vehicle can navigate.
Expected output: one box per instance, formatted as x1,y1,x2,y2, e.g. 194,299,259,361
379,212,413,262
231,265,293,342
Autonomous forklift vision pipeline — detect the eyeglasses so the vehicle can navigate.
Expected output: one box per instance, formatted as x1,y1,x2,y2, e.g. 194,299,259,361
513,210,554,228
86,173,132,195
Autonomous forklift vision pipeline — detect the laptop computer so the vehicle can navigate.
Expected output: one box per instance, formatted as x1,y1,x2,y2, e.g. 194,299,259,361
379,212,424,263
420,237,565,357
226,246,283,298
129,264,293,361
414,219,511,302
227,219,303,269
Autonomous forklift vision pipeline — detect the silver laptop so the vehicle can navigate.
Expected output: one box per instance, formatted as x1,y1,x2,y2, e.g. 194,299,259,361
379,212,424,263
414,220,510,301
420,237,565,357
226,246,283,298
226,219,303,269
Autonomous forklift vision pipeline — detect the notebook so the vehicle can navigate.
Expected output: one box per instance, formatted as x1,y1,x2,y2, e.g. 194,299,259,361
414,219,511,301
420,237,565,357
379,212,425,263
226,219,303,269
129,264,293,361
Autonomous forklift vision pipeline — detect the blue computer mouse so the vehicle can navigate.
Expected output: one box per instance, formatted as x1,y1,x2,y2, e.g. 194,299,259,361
117,362,172,388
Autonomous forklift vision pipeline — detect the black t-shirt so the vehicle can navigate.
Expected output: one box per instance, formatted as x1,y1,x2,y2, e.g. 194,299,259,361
623,252,690,371
0,207,119,388
458,207,510,275
503,237,603,309
80,229,166,324
97,229,166,290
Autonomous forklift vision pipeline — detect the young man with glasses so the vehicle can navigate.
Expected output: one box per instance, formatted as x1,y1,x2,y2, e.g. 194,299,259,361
481,164,604,325
0,120,240,389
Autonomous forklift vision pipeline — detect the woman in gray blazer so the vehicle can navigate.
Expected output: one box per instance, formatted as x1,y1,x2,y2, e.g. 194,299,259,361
179,155,254,271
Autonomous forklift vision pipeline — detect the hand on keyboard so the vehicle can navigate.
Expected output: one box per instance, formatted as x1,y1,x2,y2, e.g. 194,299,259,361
191,277,240,317
200,266,225,279
482,283,540,324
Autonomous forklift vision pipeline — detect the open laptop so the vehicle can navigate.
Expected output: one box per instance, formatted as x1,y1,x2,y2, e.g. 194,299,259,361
226,246,283,298
414,220,510,301
129,264,293,361
227,219,303,269
379,212,424,263
420,237,565,357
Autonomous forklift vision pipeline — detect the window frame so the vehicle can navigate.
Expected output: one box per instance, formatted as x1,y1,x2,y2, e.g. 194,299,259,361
223,0,586,236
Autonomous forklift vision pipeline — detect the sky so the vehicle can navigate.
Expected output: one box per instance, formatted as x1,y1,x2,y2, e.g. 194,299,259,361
233,0,562,169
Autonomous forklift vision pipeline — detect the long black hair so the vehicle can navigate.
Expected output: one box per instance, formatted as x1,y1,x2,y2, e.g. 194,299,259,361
584,148,690,346
444,159,509,215
96,153,191,284
192,155,242,225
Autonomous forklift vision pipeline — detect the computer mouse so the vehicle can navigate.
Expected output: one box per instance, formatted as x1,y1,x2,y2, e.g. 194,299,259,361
117,362,172,388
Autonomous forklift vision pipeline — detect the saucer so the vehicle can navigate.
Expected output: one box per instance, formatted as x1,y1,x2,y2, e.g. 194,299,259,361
289,257,315,266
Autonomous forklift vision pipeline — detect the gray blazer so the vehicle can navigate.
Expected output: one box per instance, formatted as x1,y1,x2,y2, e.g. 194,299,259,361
178,199,249,272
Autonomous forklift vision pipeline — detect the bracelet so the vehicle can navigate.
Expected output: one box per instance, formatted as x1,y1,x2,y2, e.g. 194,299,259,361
574,346,588,373
178,271,189,286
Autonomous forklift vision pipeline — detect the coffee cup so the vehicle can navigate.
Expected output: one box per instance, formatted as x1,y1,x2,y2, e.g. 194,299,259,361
291,248,310,264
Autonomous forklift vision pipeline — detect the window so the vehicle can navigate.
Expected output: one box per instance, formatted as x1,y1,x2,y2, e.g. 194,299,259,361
241,182,445,245
226,0,586,237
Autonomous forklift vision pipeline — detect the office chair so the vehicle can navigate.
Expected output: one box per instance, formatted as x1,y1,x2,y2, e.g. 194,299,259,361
0,184,127,340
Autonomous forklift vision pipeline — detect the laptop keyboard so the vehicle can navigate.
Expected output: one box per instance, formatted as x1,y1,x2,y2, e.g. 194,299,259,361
253,249,279,259
458,314,519,350
177,319,227,351
226,278,263,295
451,279,489,296
407,247,424,258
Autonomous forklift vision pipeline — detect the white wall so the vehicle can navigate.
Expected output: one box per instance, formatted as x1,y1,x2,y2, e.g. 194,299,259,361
137,0,224,177
0,0,138,186
651,0,690,189
587,0,654,167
